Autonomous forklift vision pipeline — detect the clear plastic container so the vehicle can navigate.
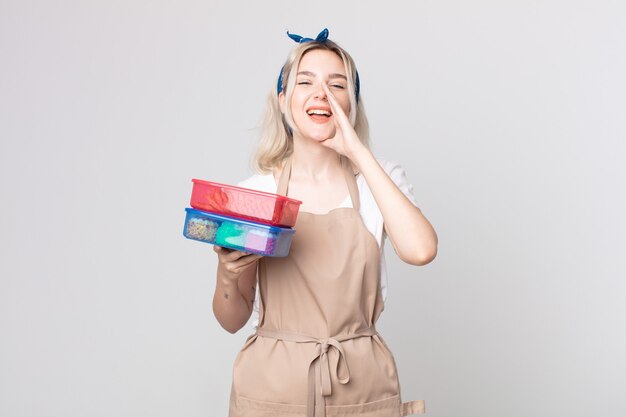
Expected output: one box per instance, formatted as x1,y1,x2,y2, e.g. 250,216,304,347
183,208,295,257
190,179,302,227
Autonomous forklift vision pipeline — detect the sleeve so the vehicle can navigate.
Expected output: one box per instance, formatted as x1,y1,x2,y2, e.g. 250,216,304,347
382,160,419,207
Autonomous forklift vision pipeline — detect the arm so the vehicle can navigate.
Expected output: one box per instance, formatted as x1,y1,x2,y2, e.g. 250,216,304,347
321,83,438,266
212,246,261,333
350,149,438,265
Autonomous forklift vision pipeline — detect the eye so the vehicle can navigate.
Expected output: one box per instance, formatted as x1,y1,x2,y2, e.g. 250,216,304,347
297,80,312,85
330,83,345,89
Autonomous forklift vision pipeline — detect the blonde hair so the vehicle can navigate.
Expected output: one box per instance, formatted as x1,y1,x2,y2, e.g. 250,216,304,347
252,40,370,173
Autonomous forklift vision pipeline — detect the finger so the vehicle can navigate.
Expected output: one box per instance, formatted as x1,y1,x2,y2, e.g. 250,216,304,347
214,245,238,260
322,84,352,129
226,248,264,263
223,249,253,262
214,245,234,253
230,254,262,273
322,84,344,115
214,244,258,261
235,253,263,268
322,83,341,115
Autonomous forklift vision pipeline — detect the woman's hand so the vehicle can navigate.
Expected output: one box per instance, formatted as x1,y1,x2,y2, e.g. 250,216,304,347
213,246,262,280
320,85,438,265
321,83,366,159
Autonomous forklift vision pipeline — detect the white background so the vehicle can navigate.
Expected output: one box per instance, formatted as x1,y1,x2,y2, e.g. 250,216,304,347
1,1,625,416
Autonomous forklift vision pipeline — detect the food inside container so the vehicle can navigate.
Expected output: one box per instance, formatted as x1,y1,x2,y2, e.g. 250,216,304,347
190,179,302,227
183,208,295,257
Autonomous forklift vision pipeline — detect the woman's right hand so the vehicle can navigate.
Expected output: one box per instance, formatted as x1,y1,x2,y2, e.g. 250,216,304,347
213,246,262,281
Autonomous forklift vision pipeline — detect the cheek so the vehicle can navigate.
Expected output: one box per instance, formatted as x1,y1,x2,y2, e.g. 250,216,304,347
290,92,306,111
340,98,351,115
287,96,300,117
333,91,352,113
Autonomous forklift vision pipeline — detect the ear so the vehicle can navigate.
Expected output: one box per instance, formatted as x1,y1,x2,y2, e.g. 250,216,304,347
278,91,286,114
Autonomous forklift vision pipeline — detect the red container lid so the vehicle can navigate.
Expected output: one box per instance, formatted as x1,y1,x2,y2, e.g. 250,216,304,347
190,179,302,227
191,179,302,204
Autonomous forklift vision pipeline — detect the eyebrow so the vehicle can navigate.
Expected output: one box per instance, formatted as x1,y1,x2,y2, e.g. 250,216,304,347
297,71,347,80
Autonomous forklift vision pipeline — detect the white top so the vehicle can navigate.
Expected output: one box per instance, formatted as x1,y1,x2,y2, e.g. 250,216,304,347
237,159,419,328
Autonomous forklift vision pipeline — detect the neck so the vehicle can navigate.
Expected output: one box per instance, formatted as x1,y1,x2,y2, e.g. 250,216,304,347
290,134,342,180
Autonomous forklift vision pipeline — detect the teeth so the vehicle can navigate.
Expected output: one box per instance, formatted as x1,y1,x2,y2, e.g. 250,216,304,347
307,109,331,116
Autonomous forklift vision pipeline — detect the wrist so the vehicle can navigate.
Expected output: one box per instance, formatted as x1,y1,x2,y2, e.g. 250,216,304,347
218,266,241,286
346,145,372,170
220,270,243,286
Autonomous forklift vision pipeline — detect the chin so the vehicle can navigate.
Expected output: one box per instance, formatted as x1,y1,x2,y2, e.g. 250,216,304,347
293,121,336,143
309,134,332,143
305,128,336,143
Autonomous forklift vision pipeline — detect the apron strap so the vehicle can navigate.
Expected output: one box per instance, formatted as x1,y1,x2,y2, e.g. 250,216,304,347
341,156,360,212
276,158,292,196
275,155,360,212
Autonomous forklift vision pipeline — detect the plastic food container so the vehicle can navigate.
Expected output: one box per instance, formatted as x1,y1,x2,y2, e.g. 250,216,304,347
183,208,295,257
190,179,302,227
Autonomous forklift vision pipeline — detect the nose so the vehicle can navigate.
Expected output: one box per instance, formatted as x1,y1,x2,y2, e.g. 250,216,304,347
313,82,327,100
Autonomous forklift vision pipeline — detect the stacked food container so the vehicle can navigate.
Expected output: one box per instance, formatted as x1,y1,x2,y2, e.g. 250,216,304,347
183,179,302,257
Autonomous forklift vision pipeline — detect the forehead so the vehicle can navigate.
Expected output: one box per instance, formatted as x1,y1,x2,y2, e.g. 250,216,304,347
297,49,346,74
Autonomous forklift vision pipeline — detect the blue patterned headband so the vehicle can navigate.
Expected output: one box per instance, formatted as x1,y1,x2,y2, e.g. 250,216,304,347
276,28,361,103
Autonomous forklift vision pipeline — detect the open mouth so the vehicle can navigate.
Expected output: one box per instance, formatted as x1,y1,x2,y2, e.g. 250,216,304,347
306,107,333,122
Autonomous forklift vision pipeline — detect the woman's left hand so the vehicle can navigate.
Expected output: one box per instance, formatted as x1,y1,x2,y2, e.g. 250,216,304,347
321,83,366,159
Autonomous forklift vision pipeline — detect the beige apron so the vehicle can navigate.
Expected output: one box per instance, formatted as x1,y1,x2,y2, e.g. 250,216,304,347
229,156,425,417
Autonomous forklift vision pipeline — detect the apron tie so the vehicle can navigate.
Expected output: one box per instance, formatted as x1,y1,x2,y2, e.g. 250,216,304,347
318,337,350,396
255,326,377,417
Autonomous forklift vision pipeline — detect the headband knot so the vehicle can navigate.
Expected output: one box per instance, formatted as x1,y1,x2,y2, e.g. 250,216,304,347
286,28,329,44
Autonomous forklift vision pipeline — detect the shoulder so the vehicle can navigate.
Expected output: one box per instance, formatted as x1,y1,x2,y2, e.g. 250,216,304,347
377,158,411,181
357,157,418,205
358,157,413,187
237,172,277,193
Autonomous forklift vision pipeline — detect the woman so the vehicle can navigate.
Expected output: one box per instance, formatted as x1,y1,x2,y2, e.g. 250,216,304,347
212,28,438,417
